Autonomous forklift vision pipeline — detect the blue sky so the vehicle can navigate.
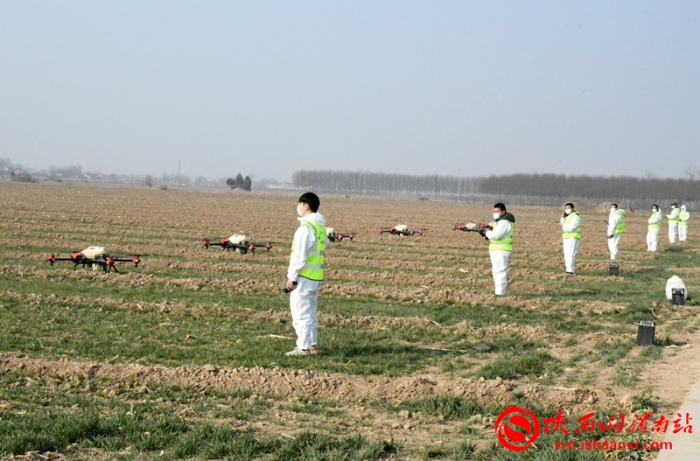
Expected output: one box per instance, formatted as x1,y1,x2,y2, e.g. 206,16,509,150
1,1,698,181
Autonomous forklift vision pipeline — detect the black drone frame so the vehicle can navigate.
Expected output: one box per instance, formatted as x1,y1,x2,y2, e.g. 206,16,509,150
48,252,141,273
203,239,273,254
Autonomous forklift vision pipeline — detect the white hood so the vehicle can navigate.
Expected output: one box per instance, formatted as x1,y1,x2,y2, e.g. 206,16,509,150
299,212,327,227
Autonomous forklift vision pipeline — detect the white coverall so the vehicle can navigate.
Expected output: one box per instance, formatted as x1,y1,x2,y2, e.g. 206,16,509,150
667,208,680,243
679,207,689,242
287,213,327,350
646,211,662,252
560,213,581,273
485,220,513,295
607,210,624,260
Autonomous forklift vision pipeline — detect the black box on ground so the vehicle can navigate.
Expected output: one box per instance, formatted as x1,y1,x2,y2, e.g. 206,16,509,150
636,321,655,346
672,288,686,306
609,264,619,277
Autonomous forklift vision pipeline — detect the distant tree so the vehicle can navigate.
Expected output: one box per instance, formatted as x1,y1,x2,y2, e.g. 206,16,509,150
10,170,36,183
0,159,22,175
684,165,699,181
144,175,153,187
243,176,252,191
226,173,245,189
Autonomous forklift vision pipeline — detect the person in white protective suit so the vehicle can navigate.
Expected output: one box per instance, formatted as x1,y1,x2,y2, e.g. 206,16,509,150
482,203,515,296
285,192,328,356
679,205,690,242
646,204,662,252
559,202,581,274
606,204,625,260
667,202,681,244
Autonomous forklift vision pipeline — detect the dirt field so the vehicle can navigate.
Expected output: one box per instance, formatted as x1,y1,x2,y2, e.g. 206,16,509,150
0,182,698,460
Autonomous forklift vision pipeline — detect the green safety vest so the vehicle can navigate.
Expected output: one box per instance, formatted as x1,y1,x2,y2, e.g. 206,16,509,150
669,208,681,224
648,211,661,230
489,221,514,252
562,212,581,240
680,211,689,227
613,211,625,235
291,220,326,281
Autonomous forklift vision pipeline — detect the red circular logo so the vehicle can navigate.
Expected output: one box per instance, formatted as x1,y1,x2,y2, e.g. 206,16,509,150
495,406,540,452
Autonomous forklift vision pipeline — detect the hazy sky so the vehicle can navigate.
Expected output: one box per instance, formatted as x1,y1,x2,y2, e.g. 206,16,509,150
1,1,698,182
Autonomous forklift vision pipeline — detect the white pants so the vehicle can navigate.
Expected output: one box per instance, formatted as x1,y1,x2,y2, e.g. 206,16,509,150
489,250,511,295
563,238,580,273
608,234,620,260
669,224,678,243
646,228,660,251
679,225,688,241
290,277,321,350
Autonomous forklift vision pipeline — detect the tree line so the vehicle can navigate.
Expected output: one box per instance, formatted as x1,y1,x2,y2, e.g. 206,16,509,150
292,170,479,199
292,170,700,208
478,173,699,202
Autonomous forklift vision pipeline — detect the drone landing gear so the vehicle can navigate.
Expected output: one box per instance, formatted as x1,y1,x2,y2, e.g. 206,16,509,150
74,261,115,273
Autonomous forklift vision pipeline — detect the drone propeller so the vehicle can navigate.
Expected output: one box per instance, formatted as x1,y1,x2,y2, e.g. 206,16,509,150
109,255,142,267
337,232,357,241
47,253,76,265
203,238,228,249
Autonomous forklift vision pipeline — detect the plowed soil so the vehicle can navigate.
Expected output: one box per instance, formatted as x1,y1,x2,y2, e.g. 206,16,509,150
1,181,698,459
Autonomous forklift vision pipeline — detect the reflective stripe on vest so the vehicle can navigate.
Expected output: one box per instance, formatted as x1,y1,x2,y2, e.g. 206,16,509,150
669,208,681,224
648,211,661,229
489,221,514,252
562,212,581,239
680,211,689,227
613,211,625,235
291,220,326,281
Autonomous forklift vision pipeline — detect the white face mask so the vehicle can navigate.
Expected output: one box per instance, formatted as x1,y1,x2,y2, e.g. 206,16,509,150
565,209,572,215
610,208,616,213
296,204,303,217
492,212,501,220
652,208,658,213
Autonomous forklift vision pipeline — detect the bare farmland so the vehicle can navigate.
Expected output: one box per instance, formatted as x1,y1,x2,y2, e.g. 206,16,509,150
0,182,698,460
